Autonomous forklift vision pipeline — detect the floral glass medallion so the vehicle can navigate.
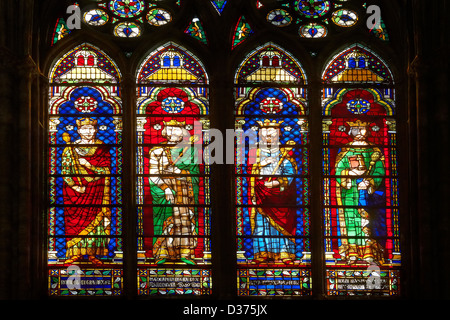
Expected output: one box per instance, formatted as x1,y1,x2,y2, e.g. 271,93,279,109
52,18,71,45
109,0,145,18
114,21,141,37
232,16,254,49
253,0,384,41
294,0,331,18
185,17,208,44
299,23,327,38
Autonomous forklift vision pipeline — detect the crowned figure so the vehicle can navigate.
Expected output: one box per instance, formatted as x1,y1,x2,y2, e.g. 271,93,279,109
148,120,200,265
61,117,111,265
249,119,298,264
335,120,386,265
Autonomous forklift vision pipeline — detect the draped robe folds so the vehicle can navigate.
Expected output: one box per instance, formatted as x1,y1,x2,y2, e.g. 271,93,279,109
62,140,112,258
148,144,199,261
249,147,297,262
335,142,386,264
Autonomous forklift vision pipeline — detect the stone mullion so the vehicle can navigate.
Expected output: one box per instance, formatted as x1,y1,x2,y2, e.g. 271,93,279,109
37,73,51,298
309,78,326,299
0,47,16,299
120,73,138,298
0,0,37,298
0,51,40,298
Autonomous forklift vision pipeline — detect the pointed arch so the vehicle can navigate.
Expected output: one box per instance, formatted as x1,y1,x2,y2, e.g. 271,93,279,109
136,42,209,85
49,43,122,84
321,43,394,85
234,42,307,85
323,88,395,117
234,43,311,296
47,43,124,296
135,41,212,296
321,43,401,296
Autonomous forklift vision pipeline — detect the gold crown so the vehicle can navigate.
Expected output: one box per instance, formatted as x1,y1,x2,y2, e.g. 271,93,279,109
76,118,97,127
346,119,370,127
256,119,283,128
163,119,186,127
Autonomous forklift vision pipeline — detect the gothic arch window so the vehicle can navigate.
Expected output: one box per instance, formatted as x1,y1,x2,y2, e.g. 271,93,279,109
135,42,211,295
234,42,311,296
321,44,400,295
47,43,124,295
43,0,403,299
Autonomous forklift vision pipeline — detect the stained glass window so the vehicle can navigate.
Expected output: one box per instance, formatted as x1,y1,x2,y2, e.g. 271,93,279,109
185,17,208,45
48,43,123,296
256,0,389,42
109,0,146,18
267,9,293,27
44,0,403,301
83,9,109,27
52,17,71,46
136,43,211,295
235,43,311,296
294,0,331,18
114,22,142,38
299,23,328,38
331,9,358,27
210,0,228,15
147,8,173,27
322,44,400,296
232,16,254,49
79,1,176,38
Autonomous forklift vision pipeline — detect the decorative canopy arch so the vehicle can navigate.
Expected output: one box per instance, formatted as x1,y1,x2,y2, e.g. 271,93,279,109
136,42,209,85
49,43,122,84
236,86,306,116
323,88,395,117
49,85,122,115
322,44,394,85
234,42,307,85
136,86,208,115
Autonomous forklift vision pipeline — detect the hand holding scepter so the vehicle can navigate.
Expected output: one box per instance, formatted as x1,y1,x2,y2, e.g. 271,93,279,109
361,151,384,194
62,132,85,193
172,134,200,165
267,140,296,183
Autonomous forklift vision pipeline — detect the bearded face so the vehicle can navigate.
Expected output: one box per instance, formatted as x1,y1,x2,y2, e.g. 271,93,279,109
260,127,280,145
77,124,97,142
165,126,185,144
349,126,368,141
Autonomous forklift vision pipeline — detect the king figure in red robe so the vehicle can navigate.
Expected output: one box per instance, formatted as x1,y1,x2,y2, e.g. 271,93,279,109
61,117,112,265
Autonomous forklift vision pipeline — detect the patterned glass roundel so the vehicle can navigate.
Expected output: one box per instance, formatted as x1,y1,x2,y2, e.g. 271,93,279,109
109,0,145,18
294,0,331,18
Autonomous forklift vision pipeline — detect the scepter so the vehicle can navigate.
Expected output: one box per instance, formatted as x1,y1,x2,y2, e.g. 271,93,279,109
368,151,383,172
267,140,296,182
62,132,82,185
172,134,200,166
364,151,384,194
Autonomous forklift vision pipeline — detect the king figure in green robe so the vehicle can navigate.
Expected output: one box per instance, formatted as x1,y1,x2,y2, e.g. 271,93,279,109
148,120,200,265
335,120,386,265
